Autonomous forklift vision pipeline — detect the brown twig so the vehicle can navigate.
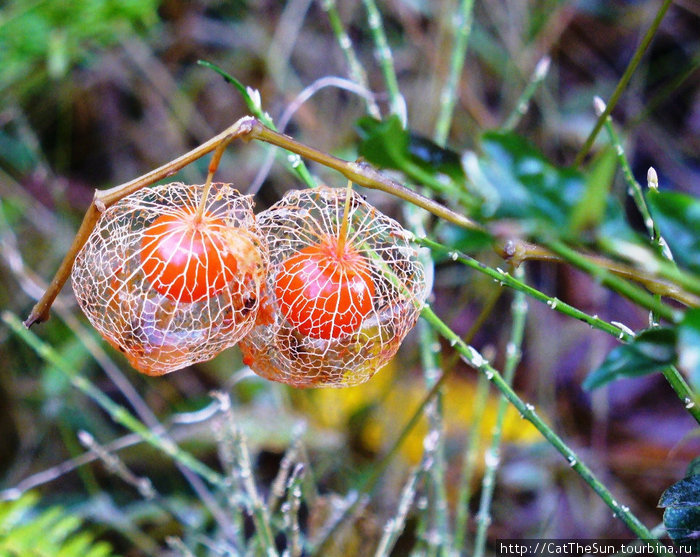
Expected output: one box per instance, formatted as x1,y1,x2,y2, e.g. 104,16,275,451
25,116,479,327
497,238,699,307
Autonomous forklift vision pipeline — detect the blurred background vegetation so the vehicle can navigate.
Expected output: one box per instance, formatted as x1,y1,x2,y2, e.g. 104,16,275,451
0,0,699,555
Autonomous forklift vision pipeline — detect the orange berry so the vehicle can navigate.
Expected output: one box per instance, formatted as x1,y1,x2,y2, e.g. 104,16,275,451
140,208,238,304
275,239,375,339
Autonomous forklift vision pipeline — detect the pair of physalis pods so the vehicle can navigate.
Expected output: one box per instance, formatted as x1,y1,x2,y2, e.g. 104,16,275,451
71,181,429,387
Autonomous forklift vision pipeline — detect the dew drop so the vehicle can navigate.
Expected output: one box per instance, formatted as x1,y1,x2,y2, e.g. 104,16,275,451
450,251,459,261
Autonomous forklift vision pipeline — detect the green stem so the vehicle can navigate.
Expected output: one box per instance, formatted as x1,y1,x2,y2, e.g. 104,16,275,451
197,60,316,189
545,240,680,323
434,0,475,146
595,97,654,239
362,0,407,125
502,57,551,131
420,306,661,544
417,237,700,424
452,372,489,554
573,0,673,166
473,268,528,557
452,288,503,553
416,235,632,339
321,0,381,119
3,311,227,489
310,371,450,556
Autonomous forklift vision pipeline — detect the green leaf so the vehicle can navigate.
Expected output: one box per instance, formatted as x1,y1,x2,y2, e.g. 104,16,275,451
678,308,700,392
356,115,409,170
659,476,700,508
660,475,700,553
583,327,677,390
356,115,465,180
647,190,700,274
0,493,117,556
688,458,700,478
663,506,700,553
569,147,617,233
466,131,586,232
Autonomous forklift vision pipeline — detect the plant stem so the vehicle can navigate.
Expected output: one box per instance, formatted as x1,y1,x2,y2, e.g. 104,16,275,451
544,240,680,323
373,465,422,557
594,96,654,239
573,0,673,166
502,56,551,131
434,0,475,146
498,238,698,307
198,60,316,188
473,267,528,557
249,121,481,230
417,236,700,424
3,311,228,489
362,0,406,125
336,180,353,257
452,289,503,554
417,236,633,339
420,305,662,544
320,0,381,119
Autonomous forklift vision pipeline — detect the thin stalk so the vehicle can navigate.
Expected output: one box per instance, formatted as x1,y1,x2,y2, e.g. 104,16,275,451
452,288,504,554
409,203,450,553
337,180,354,257
434,0,475,146
310,371,450,556
320,0,381,118
217,393,278,557
362,0,407,125
195,139,229,221
3,311,228,489
498,238,699,307
574,0,673,166
420,305,662,544
417,236,634,339
502,56,551,131
452,373,489,554
473,268,528,557
416,236,700,424
248,121,481,230
283,464,305,557
599,237,700,300
594,96,654,239
198,60,316,188
373,465,422,557
544,240,680,323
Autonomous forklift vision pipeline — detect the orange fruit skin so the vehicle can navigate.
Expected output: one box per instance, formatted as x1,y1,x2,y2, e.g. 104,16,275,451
275,240,375,339
140,209,238,304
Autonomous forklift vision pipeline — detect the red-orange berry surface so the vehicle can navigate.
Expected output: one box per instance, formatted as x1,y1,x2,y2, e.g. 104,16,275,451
140,209,239,304
275,239,375,339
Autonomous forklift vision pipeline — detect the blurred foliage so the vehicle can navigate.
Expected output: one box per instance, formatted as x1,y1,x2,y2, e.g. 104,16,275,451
0,492,115,556
0,0,160,98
